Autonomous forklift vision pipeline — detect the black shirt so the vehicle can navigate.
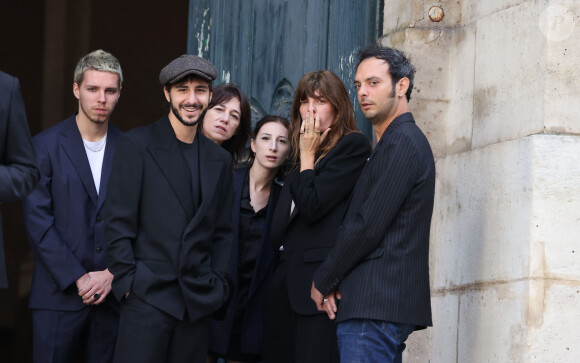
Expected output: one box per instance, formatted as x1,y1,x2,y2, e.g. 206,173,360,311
177,137,202,216
236,171,268,310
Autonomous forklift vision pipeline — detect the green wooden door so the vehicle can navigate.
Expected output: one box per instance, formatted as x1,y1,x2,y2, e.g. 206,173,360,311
187,0,382,136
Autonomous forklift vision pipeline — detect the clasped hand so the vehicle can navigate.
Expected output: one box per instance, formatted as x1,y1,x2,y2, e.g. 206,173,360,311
311,282,341,320
76,268,114,305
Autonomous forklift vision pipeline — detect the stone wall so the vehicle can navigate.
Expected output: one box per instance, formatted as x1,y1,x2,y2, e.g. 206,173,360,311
379,0,580,361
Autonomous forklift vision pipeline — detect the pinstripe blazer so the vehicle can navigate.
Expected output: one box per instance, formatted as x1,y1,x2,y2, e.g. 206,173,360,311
313,112,435,328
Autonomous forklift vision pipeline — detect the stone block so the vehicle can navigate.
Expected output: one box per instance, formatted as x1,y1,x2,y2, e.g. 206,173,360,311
530,135,580,278
382,0,413,34
431,138,534,289
458,281,529,362
381,26,475,158
543,2,580,133
462,0,526,25
429,293,458,363
527,281,580,361
403,328,432,362
472,1,547,148
446,24,476,156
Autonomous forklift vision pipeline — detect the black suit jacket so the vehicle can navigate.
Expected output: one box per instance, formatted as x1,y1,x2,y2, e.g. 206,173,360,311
271,132,371,315
0,71,39,288
23,115,121,310
105,116,234,322
314,112,435,328
209,167,281,355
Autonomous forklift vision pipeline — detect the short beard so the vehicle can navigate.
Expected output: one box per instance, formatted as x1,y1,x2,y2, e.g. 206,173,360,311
171,103,201,127
80,103,109,124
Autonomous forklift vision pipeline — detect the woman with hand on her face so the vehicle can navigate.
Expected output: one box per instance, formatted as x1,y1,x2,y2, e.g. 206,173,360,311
262,71,371,363
201,84,252,165
207,116,292,363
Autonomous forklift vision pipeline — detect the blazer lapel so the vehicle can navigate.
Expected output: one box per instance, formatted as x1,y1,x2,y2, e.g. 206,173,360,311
96,124,121,211
270,180,293,249
147,117,194,220
284,172,299,225
228,168,247,284
60,116,98,206
185,134,223,234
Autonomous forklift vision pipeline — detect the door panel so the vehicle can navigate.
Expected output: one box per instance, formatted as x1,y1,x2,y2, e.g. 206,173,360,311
187,0,382,136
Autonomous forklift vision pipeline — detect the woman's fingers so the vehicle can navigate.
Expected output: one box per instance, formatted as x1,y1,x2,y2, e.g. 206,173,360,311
313,112,321,132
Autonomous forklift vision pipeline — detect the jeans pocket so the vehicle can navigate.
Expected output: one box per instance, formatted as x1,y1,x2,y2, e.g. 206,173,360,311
381,321,415,343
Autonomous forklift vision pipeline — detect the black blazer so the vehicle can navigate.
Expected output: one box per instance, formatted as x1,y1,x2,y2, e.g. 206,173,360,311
271,132,371,315
209,167,281,355
23,115,121,311
105,116,234,322
314,113,436,328
0,71,39,288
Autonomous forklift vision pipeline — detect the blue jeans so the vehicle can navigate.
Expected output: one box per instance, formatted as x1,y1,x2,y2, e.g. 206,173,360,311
337,319,415,363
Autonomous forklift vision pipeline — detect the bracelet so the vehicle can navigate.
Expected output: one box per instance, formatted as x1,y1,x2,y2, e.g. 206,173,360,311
77,272,91,293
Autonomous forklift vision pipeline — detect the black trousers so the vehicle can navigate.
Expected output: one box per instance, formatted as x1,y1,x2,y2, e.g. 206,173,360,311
262,258,339,363
113,293,209,363
262,258,295,363
295,313,340,363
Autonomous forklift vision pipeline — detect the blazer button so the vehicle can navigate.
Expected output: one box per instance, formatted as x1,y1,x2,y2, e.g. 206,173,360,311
96,217,103,223
96,247,103,253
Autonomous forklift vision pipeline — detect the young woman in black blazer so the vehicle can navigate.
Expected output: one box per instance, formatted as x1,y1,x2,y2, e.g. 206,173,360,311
207,116,291,363
262,70,371,363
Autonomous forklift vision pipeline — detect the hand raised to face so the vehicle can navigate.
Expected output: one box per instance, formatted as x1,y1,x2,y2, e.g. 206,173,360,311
299,110,331,171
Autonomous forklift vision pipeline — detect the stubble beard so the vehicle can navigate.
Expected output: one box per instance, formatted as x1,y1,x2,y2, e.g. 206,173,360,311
171,102,203,127
362,87,396,125
80,102,110,125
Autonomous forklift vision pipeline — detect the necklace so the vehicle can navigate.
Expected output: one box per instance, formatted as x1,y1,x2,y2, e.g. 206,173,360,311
83,134,107,152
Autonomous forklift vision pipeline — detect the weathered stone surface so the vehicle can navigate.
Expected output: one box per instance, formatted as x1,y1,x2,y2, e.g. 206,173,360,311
382,0,413,34
472,1,547,148
380,25,475,158
379,1,580,361
543,2,580,134
412,0,463,27
530,135,580,278
527,282,580,362
458,281,529,362
402,327,432,362
420,293,458,363
462,0,527,25
431,138,534,289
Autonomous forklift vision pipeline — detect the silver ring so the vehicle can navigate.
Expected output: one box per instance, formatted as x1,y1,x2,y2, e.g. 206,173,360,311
323,298,329,303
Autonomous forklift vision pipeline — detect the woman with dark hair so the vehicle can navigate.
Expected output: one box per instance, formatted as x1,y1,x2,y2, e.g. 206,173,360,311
262,70,371,363
201,84,252,164
207,116,291,363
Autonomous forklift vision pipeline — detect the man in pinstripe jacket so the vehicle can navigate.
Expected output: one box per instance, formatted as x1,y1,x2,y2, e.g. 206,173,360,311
311,46,435,363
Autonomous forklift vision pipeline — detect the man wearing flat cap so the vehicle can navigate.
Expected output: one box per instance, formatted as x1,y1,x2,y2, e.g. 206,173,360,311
105,54,234,362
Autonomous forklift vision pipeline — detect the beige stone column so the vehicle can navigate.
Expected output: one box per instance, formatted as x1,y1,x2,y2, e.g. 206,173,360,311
379,1,580,361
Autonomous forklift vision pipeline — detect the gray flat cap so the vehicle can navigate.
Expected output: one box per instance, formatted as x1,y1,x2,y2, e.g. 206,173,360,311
159,54,217,85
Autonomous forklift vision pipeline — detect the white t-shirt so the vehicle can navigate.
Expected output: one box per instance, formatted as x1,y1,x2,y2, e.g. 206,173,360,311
82,134,107,195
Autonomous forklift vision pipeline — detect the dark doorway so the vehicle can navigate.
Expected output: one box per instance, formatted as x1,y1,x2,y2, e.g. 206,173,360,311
0,1,189,361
